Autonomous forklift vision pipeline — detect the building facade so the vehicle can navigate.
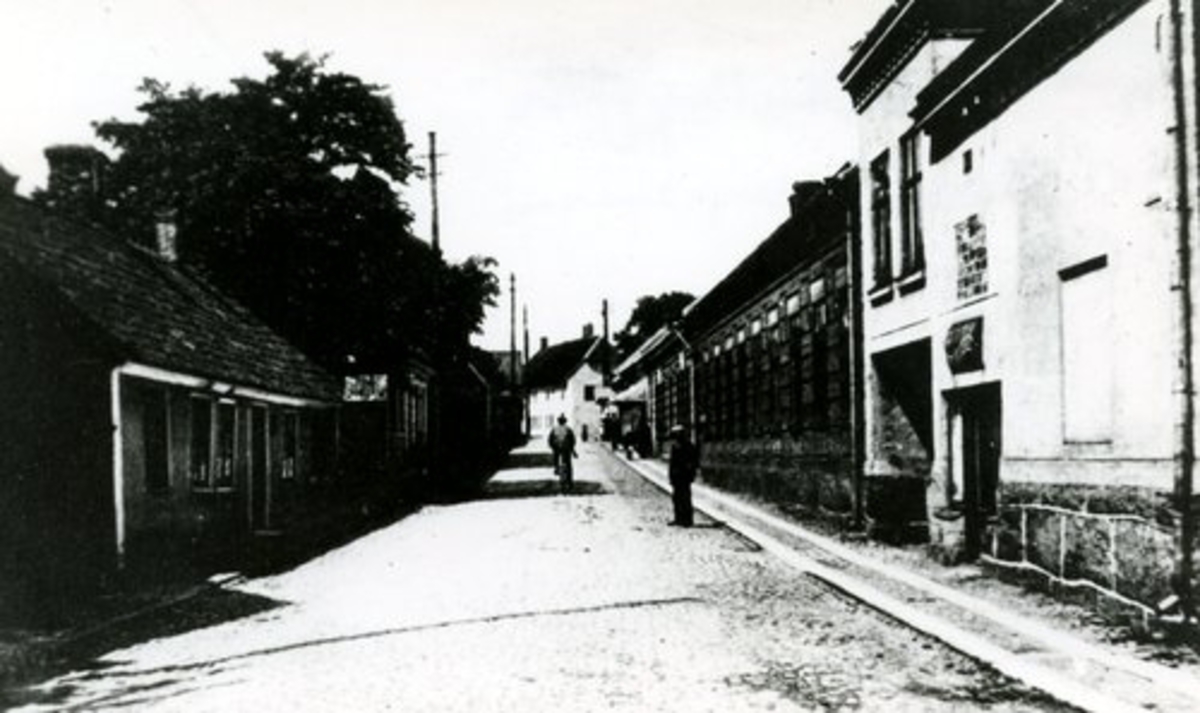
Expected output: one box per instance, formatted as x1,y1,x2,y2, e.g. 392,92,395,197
679,172,874,529
841,0,1200,615
0,191,343,619
524,332,613,441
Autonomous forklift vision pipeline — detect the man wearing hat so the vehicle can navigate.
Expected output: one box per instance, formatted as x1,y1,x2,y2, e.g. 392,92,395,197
667,424,698,526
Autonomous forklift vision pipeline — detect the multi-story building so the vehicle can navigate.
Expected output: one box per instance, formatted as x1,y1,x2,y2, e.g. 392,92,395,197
841,0,1200,616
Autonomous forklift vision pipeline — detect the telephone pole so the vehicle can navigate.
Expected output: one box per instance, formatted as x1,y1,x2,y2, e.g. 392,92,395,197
427,131,443,254
509,273,518,386
523,304,531,437
602,298,611,385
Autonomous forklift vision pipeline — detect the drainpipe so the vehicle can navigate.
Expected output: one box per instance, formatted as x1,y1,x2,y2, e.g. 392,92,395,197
845,175,867,531
1169,0,1196,621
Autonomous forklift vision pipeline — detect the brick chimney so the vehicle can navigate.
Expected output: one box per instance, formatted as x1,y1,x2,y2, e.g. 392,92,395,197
0,164,17,197
43,144,109,220
789,180,824,219
582,323,594,339
154,208,179,262
540,336,549,353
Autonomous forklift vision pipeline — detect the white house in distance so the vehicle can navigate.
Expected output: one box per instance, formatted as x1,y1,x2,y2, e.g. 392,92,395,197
840,0,1200,617
524,327,613,441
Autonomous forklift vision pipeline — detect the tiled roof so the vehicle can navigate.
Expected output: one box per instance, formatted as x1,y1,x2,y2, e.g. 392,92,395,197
523,336,604,391
0,195,341,402
683,172,856,340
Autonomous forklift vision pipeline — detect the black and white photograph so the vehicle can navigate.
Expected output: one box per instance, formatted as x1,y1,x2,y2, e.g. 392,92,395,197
3,0,1200,710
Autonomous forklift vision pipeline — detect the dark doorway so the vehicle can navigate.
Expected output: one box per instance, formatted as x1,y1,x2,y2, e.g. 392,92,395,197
951,383,1001,558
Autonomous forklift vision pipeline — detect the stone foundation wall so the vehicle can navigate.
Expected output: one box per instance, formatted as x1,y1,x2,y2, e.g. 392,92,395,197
987,482,1181,616
699,437,928,542
701,437,853,526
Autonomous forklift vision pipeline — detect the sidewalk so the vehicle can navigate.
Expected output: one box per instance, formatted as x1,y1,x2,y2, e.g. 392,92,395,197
609,446,1200,713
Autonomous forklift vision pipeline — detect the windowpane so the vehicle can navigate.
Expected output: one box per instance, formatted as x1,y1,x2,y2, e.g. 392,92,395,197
870,151,892,287
190,398,211,487
215,402,235,488
900,133,925,275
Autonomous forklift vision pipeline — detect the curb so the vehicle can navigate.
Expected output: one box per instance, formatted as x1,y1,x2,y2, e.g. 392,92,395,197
605,447,1200,713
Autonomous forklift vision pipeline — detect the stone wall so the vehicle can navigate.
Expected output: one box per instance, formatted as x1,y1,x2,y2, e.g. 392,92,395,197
701,437,854,527
986,481,1181,617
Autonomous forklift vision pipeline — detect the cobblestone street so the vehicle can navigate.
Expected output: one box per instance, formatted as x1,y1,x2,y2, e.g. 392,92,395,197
9,444,1067,712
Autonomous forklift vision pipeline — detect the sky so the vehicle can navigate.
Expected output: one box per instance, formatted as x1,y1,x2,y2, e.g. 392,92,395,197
0,0,891,351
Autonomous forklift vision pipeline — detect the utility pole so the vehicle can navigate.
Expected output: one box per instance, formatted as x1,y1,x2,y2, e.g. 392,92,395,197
602,298,611,385
523,305,531,437
509,273,518,386
523,305,530,366
427,131,443,255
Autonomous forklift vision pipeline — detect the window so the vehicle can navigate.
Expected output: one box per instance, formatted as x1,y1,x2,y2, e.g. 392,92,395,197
900,132,925,277
190,397,211,487
786,294,801,315
584,385,597,401
870,150,893,289
1061,257,1112,443
215,401,235,488
281,411,298,480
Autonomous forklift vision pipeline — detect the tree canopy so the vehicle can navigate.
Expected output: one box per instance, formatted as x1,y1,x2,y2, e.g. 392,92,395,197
615,291,695,360
55,52,496,369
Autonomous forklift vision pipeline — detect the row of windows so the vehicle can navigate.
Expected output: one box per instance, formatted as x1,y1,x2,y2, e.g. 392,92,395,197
695,310,849,441
661,263,850,443
137,387,305,494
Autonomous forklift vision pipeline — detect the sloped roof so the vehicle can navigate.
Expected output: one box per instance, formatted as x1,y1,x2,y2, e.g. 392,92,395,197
523,336,606,391
0,194,341,402
683,170,857,340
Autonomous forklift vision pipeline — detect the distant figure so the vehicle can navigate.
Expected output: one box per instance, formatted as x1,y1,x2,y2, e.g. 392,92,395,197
667,424,698,526
633,416,652,459
623,411,650,460
547,415,578,494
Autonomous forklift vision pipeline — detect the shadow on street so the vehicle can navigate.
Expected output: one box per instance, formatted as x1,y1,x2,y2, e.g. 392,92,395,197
0,587,283,710
481,478,608,499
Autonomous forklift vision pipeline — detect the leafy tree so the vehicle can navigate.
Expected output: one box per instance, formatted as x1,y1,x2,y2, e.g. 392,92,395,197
615,291,695,360
82,51,495,368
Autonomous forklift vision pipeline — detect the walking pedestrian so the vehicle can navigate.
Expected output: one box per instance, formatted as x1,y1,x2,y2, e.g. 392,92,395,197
667,424,698,526
547,414,578,494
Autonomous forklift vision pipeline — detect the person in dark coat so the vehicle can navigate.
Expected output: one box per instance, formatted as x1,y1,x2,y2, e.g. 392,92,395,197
547,414,578,494
667,424,698,526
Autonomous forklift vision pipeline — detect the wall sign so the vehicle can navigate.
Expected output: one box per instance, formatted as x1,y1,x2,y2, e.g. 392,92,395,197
945,317,984,374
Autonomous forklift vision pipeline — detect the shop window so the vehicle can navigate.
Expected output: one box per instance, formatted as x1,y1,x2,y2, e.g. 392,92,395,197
190,397,212,487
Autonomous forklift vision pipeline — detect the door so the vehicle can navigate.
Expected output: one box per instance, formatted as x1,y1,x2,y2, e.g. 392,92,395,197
951,383,1001,558
250,406,270,531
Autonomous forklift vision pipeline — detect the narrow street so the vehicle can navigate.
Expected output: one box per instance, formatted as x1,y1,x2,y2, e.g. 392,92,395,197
10,444,1066,712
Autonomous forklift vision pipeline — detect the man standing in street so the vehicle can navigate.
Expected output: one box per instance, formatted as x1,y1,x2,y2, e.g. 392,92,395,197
668,424,698,526
547,414,577,494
